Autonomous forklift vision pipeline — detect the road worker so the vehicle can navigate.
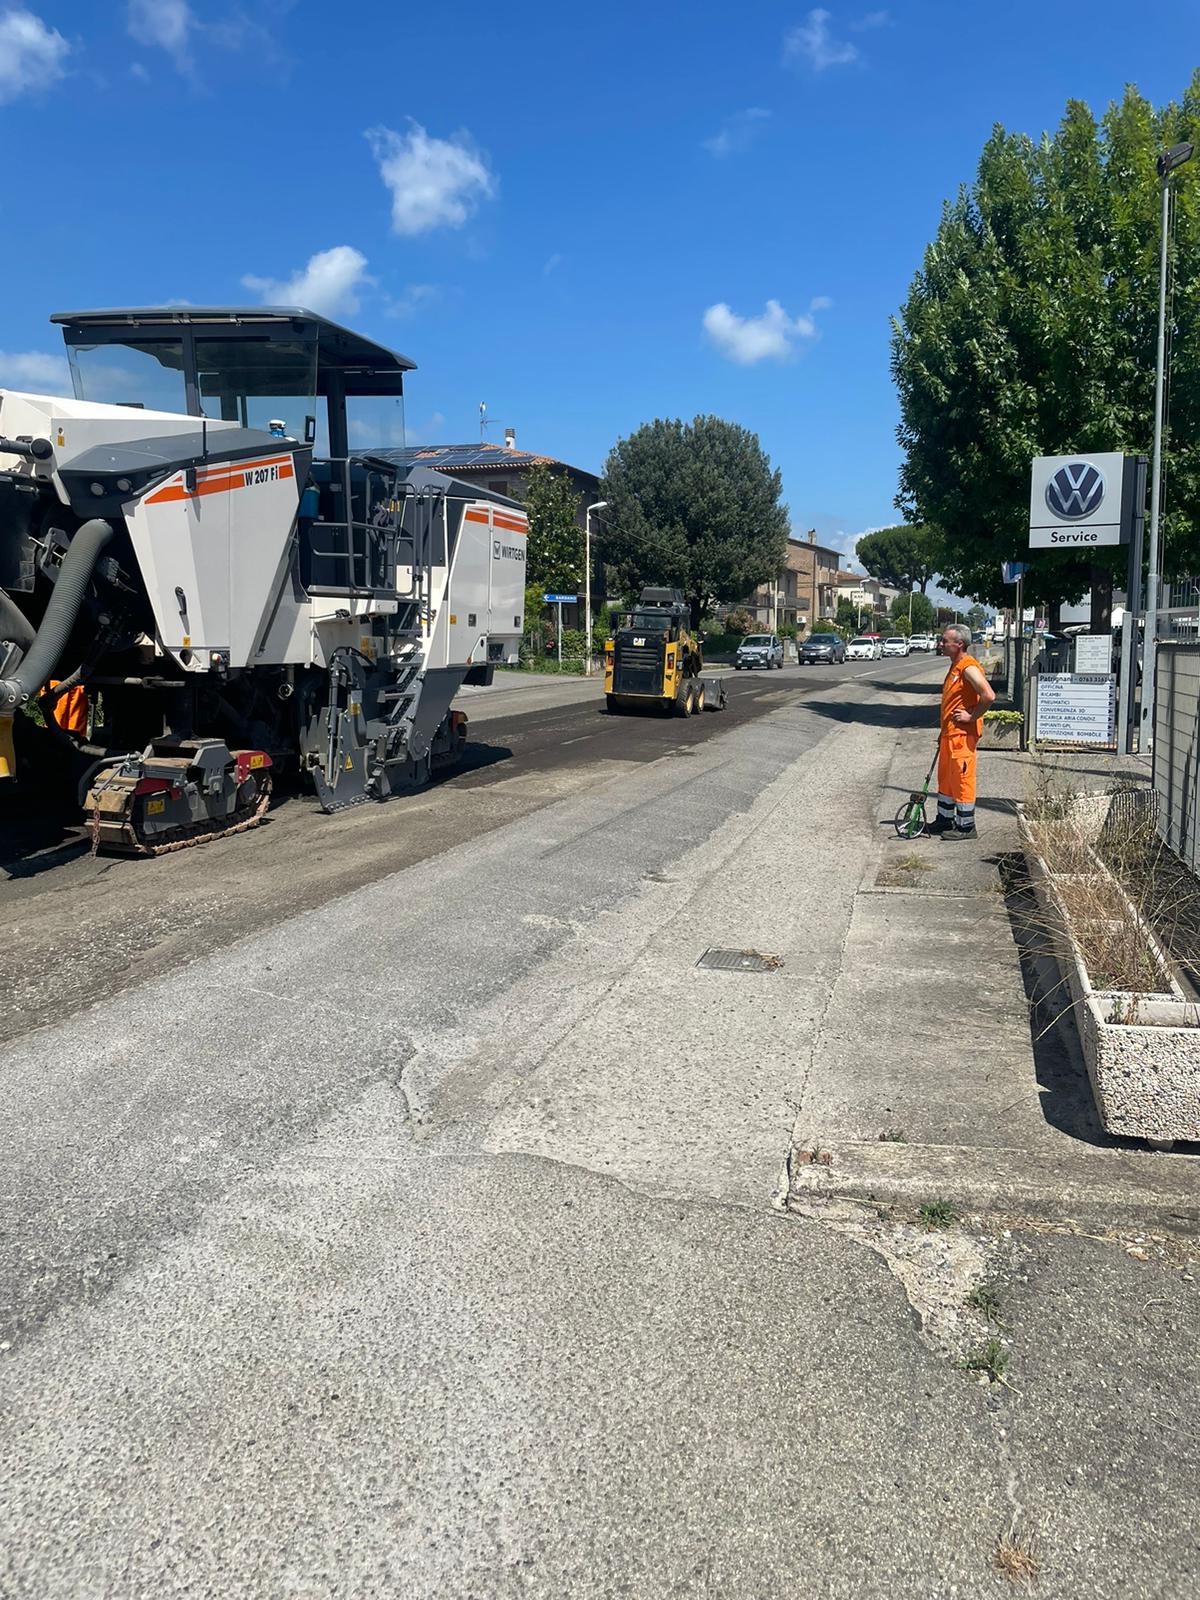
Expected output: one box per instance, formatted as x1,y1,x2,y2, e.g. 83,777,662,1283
926,623,995,839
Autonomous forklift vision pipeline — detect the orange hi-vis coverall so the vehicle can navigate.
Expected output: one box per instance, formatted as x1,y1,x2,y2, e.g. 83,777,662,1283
937,652,983,830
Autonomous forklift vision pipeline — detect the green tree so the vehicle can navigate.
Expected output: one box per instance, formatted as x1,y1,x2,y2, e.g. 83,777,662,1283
520,464,583,594
599,416,790,625
892,77,1200,609
856,525,942,593
889,590,937,632
834,598,861,633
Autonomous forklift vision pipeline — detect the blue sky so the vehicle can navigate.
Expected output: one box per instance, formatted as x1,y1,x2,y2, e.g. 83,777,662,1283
2,0,1199,573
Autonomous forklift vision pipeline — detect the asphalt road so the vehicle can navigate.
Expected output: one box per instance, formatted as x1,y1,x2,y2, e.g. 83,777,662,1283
2,651,1198,1599
0,655,919,1047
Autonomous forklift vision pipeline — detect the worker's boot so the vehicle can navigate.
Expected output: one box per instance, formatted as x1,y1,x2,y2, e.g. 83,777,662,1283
923,816,954,837
941,823,978,841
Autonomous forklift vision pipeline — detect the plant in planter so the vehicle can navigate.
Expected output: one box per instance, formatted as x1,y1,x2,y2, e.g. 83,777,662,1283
982,709,1023,745
1017,788,1200,1146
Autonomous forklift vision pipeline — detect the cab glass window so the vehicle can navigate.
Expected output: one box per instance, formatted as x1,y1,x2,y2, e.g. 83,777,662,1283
66,339,187,414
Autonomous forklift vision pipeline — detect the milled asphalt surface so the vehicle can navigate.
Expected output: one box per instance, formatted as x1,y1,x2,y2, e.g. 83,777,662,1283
2,656,1199,1598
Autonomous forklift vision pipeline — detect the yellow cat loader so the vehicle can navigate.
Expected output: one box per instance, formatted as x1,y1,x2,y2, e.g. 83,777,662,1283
604,588,726,716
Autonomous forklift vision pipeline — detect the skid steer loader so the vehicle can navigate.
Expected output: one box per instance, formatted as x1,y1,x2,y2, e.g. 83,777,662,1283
603,588,726,716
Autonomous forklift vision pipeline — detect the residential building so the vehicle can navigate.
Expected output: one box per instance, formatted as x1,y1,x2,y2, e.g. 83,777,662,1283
379,438,600,530
748,532,842,632
835,570,901,623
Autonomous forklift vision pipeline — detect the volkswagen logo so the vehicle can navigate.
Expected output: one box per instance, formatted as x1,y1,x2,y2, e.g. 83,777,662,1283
1046,461,1105,520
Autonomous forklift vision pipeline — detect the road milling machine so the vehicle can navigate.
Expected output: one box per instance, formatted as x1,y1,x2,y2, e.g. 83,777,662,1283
0,307,527,852
604,588,726,716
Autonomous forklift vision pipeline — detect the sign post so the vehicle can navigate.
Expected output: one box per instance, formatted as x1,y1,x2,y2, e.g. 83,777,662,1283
1028,454,1141,752
543,593,576,668
1002,561,1029,749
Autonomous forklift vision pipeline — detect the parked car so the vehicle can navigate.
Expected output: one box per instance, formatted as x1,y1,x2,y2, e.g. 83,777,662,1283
734,633,784,670
846,636,882,660
882,636,910,657
908,634,935,653
799,632,846,664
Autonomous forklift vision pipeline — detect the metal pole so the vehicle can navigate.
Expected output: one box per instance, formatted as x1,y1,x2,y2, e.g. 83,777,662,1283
1014,574,1027,751
1141,175,1172,756
557,600,562,667
584,510,593,677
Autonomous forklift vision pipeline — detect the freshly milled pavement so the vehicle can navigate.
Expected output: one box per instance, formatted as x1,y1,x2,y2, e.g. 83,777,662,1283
2,662,1197,1599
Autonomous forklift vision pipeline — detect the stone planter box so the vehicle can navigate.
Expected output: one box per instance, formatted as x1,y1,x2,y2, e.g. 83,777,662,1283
1018,796,1200,1146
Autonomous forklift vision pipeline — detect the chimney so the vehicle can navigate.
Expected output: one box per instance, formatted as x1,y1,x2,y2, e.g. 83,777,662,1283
504,427,516,449
807,528,816,545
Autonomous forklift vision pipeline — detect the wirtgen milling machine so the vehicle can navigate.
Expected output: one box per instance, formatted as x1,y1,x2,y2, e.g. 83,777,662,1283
604,588,725,716
0,307,527,852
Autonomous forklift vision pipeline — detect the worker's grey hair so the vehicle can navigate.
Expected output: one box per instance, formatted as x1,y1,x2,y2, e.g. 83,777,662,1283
944,623,972,650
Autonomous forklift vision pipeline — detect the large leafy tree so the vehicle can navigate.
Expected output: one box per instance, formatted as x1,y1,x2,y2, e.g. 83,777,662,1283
520,463,584,594
599,416,790,624
856,524,942,593
892,77,1200,609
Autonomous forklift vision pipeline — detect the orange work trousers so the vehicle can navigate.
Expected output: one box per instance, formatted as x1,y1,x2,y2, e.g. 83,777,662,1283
938,729,977,804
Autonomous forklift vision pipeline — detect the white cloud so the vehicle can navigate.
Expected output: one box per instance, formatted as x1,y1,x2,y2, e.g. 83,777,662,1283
242,245,371,318
0,349,71,392
851,9,889,29
404,410,446,445
0,10,69,103
702,297,828,365
703,108,771,158
783,9,858,70
543,252,564,277
126,0,193,69
366,121,496,236
384,283,440,319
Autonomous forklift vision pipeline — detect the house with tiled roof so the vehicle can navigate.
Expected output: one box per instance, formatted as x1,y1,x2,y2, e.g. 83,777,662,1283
370,439,600,528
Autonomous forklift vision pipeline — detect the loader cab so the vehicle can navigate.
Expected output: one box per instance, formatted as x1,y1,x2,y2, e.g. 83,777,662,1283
51,306,418,599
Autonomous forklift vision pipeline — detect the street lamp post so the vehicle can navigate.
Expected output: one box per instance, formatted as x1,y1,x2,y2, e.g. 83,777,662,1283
584,500,608,677
1141,141,1193,753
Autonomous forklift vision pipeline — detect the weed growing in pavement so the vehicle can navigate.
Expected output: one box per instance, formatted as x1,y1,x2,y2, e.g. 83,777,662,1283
966,1279,1007,1326
993,1524,1040,1585
893,853,934,872
917,1199,958,1229
878,1128,907,1143
959,1338,1012,1386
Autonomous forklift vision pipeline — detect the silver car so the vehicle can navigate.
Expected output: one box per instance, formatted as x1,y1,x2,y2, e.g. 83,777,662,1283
735,633,784,669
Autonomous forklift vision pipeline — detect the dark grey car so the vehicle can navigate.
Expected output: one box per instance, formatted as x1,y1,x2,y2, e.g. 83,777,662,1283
798,631,846,664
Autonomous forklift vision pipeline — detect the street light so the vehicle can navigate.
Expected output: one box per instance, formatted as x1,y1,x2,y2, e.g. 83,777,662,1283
1141,140,1193,753
584,500,608,676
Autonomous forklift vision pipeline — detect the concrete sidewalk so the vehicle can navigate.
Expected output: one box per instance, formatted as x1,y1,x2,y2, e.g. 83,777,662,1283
787,686,1200,1229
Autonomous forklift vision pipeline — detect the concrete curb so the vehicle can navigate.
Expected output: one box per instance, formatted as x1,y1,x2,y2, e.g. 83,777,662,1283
787,1138,1200,1235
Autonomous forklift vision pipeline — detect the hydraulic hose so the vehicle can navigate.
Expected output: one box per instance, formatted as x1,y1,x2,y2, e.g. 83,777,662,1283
0,519,113,711
0,588,35,654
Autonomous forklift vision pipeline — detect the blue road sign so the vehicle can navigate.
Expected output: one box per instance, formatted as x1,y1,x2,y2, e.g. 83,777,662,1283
1001,562,1028,584
543,593,576,603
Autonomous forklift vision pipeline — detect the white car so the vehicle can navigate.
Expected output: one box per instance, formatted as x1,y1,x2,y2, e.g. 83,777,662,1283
908,634,935,652
882,636,910,657
846,636,882,660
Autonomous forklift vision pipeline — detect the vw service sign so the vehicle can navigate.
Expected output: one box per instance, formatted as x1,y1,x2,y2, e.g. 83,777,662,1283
1028,452,1127,549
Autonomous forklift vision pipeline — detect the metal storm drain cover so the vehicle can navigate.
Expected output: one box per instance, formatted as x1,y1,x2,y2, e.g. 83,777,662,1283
696,948,783,973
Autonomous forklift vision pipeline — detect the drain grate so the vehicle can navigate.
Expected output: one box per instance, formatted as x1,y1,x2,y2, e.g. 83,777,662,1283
696,947,782,973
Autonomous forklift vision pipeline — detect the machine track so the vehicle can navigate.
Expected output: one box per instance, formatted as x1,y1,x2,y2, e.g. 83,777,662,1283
87,772,273,856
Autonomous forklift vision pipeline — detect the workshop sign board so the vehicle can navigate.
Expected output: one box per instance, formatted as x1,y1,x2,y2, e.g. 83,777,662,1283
1028,453,1130,550
1073,633,1112,674
1035,672,1116,744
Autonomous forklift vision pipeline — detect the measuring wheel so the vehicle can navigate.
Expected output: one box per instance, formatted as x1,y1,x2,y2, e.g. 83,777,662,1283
893,793,928,839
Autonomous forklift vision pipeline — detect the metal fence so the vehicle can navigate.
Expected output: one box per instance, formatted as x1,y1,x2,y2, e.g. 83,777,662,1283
1154,641,1200,874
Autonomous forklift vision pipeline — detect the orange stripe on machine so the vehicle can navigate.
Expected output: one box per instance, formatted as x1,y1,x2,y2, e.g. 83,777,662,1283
144,456,296,505
492,514,528,534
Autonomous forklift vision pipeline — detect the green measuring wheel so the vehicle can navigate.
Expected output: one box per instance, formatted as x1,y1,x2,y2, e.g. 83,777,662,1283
892,737,941,840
